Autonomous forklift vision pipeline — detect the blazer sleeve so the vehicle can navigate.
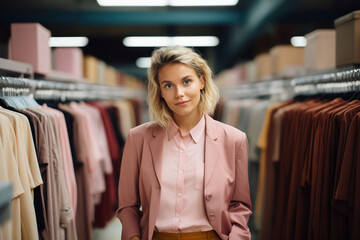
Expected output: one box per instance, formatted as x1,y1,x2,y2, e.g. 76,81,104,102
228,133,252,240
116,130,142,240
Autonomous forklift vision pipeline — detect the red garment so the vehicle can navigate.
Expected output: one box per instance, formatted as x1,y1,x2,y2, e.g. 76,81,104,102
88,102,119,228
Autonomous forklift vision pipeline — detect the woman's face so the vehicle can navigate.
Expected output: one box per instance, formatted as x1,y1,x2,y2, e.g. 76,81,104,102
158,63,204,122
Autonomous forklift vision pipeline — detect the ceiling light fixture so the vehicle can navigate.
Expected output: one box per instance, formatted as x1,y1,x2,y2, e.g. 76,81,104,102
97,0,167,6
169,0,238,6
97,0,238,7
290,36,307,47
136,57,152,68
49,37,89,47
123,36,220,47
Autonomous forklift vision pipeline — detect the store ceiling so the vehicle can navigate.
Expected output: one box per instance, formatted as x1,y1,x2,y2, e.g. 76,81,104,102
0,0,359,79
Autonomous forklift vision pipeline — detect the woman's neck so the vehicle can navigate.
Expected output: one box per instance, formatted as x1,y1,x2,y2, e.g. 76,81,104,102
173,111,203,135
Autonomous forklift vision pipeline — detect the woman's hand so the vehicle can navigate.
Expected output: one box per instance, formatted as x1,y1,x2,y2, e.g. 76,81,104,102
130,236,140,240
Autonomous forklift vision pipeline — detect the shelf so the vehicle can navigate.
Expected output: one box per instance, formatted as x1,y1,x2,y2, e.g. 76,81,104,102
0,58,33,79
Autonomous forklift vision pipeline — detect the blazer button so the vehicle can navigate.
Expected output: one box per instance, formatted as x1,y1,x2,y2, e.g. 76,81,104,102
209,213,215,221
206,194,212,201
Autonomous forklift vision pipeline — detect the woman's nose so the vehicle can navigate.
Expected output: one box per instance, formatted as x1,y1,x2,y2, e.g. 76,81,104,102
175,86,184,97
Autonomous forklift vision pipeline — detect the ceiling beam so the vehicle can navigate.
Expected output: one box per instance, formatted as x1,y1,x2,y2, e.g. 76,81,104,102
0,10,245,26
217,0,299,71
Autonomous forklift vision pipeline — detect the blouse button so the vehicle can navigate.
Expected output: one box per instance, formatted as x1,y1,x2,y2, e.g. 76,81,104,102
206,194,212,201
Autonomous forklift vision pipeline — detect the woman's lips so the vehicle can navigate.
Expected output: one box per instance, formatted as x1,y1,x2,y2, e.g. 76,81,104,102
175,100,190,106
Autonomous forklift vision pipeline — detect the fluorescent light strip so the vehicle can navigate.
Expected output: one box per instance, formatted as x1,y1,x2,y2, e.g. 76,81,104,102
169,0,238,6
97,0,238,6
136,57,152,68
123,36,219,47
97,0,167,6
290,36,307,47
49,37,89,47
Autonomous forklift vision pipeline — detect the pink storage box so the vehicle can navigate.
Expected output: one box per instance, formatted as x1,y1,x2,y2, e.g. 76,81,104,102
54,47,83,79
10,23,51,75
304,29,336,71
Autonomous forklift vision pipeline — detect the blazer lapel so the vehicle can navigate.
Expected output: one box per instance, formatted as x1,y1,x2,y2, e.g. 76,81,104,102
204,115,220,187
148,124,165,187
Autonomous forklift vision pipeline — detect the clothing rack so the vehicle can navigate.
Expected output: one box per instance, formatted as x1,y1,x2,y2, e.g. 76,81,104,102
0,76,145,101
220,79,294,99
220,67,360,99
292,67,360,94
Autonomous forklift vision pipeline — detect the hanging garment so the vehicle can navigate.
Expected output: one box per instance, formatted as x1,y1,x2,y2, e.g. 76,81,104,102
0,114,23,240
0,107,42,240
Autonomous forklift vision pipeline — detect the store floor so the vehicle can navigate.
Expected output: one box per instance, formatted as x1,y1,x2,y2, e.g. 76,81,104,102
93,217,122,240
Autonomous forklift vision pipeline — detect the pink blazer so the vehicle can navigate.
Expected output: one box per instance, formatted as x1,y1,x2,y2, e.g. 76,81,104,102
116,114,252,240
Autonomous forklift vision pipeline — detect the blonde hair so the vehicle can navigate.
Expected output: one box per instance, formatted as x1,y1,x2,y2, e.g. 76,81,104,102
147,46,219,128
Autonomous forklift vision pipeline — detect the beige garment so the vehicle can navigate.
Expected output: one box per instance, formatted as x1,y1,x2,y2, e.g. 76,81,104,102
114,100,136,139
254,102,284,228
0,107,41,240
0,115,24,240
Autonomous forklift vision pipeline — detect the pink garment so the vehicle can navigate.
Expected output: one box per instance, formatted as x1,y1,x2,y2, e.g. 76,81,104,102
66,103,105,206
155,115,213,233
79,103,112,174
77,102,112,205
44,105,77,213
117,114,252,240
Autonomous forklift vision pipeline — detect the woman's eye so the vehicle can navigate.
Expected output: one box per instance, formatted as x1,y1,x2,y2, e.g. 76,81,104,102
164,84,172,89
184,80,191,85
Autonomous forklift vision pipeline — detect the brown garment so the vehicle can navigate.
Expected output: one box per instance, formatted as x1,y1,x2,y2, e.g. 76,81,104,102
283,101,320,240
335,111,360,240
305,99,343,240
331,102,360,240
28,107,77,240
352,113,360,240
257,101,297,240
28,108,58,240
17,109,49,239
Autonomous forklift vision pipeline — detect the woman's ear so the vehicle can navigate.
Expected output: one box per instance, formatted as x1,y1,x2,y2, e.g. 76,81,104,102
200,76,205,90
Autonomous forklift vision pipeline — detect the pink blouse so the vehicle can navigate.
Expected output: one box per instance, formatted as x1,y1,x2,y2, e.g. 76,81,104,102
155,115,213,233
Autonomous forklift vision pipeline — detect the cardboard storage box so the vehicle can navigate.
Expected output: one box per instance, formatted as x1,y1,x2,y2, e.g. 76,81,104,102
305,29,336,71
255,53,272,81
106,66,117,86
83,55,99,83
270,45,304,76
334,10,360,67
245,61,257,83
10,23,51,75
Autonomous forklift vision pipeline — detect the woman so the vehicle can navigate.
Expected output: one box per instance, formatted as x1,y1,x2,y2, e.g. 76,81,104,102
116,46,252,240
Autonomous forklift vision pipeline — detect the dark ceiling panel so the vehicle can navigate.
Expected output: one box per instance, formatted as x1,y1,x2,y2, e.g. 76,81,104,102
0,10,245,26
217,0,299,70
0,0,360,78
